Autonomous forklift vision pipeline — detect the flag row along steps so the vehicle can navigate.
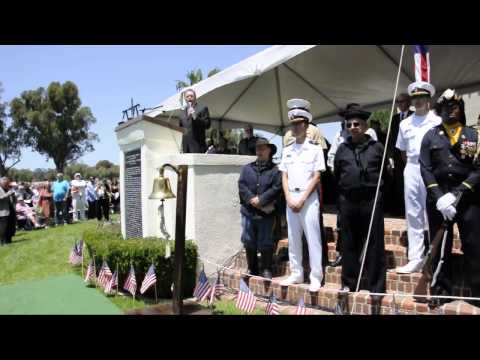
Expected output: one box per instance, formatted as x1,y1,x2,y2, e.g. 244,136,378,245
218,213,478,315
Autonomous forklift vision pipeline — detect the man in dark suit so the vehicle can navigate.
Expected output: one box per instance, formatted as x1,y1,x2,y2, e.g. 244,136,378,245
0,177,16,246
179,89,211,153
385,93,413,216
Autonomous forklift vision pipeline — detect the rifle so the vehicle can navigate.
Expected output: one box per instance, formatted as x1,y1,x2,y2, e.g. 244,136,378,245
413,192,463,302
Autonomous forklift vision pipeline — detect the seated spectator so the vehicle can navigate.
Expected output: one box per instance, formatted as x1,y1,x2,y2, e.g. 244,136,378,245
16,196,45,230
238,124,258,155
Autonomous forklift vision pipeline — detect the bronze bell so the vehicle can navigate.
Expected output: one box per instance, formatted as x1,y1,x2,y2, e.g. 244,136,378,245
149,169,176,200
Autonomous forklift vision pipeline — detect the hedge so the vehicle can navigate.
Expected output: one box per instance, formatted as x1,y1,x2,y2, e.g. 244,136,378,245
83,227,198,299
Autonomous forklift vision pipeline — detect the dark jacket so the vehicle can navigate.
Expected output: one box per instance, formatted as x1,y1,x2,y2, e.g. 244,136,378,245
334,135,384,192
420,124,480,204
238,160,282,219
179,103,211,153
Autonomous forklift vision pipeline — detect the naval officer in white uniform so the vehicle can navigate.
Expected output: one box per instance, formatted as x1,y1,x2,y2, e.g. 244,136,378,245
395,81,442,274
279,99,326,292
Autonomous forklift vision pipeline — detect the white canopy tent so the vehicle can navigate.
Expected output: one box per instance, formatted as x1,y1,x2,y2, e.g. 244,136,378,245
145,45,480,134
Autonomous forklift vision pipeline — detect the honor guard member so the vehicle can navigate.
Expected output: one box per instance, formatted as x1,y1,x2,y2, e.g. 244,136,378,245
333,106,387,295
395,81,442,274
279,99,326,292
420,89,480,305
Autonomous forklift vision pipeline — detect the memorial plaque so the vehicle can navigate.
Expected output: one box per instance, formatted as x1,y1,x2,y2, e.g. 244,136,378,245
124,148,143,238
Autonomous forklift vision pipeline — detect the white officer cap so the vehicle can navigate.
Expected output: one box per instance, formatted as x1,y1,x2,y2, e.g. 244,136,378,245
287,98,312,123
407,81,436,98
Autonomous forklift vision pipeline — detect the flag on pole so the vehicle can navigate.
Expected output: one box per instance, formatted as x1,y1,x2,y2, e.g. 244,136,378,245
97,261,113,289
414,45,430,82
193,269,212,301
123,265,137,296
265,295,280,315
209,272,225,305
84,260,95,283
235,279,256,313
105,270,118,294
295,297,308,315
68,241,83,266
140,264,157,294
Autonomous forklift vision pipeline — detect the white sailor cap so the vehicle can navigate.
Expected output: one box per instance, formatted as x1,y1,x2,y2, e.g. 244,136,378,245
407,81,436,98
287,98,312,123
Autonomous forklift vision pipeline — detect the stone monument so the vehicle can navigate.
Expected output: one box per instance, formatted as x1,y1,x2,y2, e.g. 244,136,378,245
116,115,255,274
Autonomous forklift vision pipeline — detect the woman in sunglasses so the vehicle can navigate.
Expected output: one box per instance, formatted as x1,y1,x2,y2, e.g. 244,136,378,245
333,106,387,313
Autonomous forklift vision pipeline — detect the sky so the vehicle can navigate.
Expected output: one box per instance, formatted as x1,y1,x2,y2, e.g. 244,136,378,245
0,45,341,169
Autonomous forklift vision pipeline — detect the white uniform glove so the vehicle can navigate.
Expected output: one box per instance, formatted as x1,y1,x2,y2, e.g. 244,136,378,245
436,192,456,211
440,205,457,221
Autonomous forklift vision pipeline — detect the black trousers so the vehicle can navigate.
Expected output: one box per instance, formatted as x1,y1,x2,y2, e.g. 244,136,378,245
87,200,97,219
335,195,343,255
97,198,110,221
426,198,480,302
339,191,386,293
0,216,15,245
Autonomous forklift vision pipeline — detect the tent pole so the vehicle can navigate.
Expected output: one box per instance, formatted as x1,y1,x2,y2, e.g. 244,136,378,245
376,45,414,83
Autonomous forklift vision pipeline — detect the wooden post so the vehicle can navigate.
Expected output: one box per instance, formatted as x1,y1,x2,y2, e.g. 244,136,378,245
172,165,188,315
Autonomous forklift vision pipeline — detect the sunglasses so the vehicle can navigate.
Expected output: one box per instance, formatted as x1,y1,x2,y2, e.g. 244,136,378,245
397,99,409,104
346,121,361,129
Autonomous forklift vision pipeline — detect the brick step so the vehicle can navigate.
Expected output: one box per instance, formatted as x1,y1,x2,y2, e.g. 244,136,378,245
221,270,480,315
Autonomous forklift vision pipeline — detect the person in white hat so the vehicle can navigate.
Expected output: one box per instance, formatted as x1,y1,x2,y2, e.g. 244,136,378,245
70,172,87,222
279,99,326,292
395,81,442,274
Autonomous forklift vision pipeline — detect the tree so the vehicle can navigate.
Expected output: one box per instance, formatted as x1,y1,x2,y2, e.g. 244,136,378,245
0,82,26,176
175,68,221,92
96,160,114,169
369,109,391,131
9,81,99,172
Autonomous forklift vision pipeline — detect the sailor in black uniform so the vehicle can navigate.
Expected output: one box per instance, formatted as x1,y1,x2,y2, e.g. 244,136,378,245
420,89,480,306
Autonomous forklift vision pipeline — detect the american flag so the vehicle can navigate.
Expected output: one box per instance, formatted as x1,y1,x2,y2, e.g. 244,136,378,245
193,270,212,301
265,295,280,315
414,45,430,82
68,241,83,266
235,279,256,313
209,272,225,305
97,261,113,289
123,265,137,296
295,297,308,315
140,264,157,294
105,270,118,294
84,260,95,283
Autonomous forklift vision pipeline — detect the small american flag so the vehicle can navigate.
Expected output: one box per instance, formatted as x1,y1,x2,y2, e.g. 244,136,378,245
414,45,430,82
68,241,83,266
97,261,112,289
105,270,118,294
265,295,280,315
209,272,225,305
295,297,308,315
84,260,95,283
140,264,157,294
235,279,256,313
193,270,212,301
123,265,137,296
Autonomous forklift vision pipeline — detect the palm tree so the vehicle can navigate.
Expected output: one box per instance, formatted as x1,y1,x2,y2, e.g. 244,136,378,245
175,68,221,92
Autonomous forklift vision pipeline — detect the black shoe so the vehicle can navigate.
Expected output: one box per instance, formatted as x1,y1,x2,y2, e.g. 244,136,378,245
329,255,342,267
261,249,273,279
245,247,259,276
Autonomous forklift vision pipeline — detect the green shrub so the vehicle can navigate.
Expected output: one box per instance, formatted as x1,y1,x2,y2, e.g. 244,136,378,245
83,228,198,299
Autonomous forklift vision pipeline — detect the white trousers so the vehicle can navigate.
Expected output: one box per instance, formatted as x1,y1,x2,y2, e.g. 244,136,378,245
404,162,428,261
72,195,86,221
286,192,323,284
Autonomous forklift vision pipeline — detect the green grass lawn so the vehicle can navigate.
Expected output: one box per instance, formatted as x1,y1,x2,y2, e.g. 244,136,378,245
0,216,151,312
0,216,268,315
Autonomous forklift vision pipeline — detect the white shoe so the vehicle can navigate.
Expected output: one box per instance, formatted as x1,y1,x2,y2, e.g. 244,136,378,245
396,259,424,274
280,275,303,286
308,278,322,292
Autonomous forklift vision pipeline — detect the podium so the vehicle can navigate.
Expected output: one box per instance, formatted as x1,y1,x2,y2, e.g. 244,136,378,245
116,115,255,275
